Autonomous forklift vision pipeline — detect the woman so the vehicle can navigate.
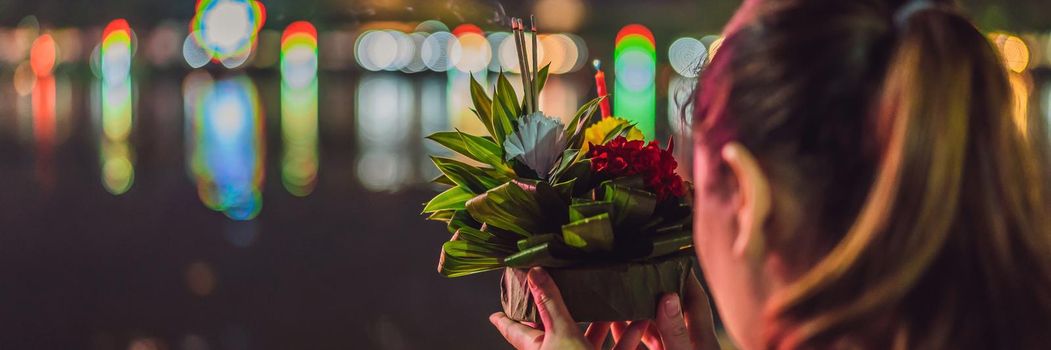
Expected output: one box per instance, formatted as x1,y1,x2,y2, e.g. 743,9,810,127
490,0,1051,348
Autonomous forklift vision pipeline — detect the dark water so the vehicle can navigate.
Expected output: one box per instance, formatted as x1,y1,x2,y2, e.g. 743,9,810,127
0,70,543,349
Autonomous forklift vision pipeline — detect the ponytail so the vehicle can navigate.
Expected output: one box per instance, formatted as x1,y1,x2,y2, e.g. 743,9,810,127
763,4,1051,349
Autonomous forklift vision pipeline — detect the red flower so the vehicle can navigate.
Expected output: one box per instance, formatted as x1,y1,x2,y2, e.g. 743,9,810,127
587,136,686,201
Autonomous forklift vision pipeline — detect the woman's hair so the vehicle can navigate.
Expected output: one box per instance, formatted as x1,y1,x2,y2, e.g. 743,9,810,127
693,0,1051,348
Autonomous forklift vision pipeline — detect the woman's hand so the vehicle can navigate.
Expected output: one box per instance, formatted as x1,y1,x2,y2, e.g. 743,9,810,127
642,273,721,350
488,267,651,350
489,267,718,350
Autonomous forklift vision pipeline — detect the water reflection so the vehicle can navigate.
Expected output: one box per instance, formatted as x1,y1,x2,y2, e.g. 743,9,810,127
185,74,265,220
96,19,137,195
280,21,320,196
356,73,414,191
30,34,57,188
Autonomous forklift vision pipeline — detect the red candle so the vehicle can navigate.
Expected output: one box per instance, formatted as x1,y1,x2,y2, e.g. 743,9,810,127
593,60,612,119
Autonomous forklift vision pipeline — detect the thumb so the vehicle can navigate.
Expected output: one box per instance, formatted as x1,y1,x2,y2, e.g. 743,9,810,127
528,267,577,334
655,293,692,350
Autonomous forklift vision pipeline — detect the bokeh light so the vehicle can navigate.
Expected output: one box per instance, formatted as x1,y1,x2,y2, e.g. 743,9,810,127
667,75,695,134
414,19,449,34
534,0,586,32
453,24,490,73
703,35,724,63
400,32,428,73
614,24,656,139
144,21,183,67
991,32,1030,73
98,19,136,195
31,34,58,189
185,261,217,296
540,34,577,74
497,32,543,74
186,75,265,220
668,36,707,78
281,21,320,197
13,62,36,96
183,33,211,68
420,31,462,72
356,74,413,191
189,0,266,68
29,34,56,77
280,21,318,88
101,19,134,86
486,32,510,72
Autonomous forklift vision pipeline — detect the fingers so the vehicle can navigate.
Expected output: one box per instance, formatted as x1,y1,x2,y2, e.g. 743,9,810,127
527,267,577,334
683,272,720,350
490,312,544,349
655,293,692,350
642,323,665,350
584,322,611,350
611,321,650,350
610,321,627,342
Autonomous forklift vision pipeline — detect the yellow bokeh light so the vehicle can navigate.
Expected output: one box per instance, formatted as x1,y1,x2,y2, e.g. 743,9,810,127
991,33,1030,73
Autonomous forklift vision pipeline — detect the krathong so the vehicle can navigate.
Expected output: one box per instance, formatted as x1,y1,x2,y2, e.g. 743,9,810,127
423,16,694,323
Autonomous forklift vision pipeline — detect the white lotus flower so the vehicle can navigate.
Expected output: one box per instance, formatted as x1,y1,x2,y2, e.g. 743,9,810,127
503,112,567,179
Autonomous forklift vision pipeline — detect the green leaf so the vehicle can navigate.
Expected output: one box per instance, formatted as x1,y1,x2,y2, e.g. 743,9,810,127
422,186,474,213
428,131,513,177
602,121,634,144
457,131,515,178
561,213,615,252
443,239,506,258
431,174,456,186
568,201,613,222
438,227,516,277
565,96,604,149
550,149,581,181
437,249,504,277
426,132,473,157
456,227,518,254
516,233,556,251
552,178,576,201
426,210,455,222
602,182,657,226
553,159,592,191
469,74,496,137
535,63,551,95
502,241,576,268
465,180,547,237
448,210,480,234
492,73,520,143
646,230,693,259
430,157,502,194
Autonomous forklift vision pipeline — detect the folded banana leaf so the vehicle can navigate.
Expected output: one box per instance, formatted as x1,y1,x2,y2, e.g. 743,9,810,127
500,253,694,322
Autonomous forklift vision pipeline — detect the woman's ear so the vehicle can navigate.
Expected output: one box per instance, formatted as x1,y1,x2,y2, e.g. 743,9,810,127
720,142,772,265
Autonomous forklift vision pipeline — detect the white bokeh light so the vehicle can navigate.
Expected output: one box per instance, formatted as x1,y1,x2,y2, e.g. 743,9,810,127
281,45,317,88
454,33,491,73
183,32,211,68
421,31,462,72
668,37,707,78
202,0,253,55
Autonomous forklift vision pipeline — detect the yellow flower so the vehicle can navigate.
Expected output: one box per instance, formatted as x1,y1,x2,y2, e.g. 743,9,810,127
581,117,644,154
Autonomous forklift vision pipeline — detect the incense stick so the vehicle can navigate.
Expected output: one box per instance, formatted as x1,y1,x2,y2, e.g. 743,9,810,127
513,18,534,114
530,15,539,112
